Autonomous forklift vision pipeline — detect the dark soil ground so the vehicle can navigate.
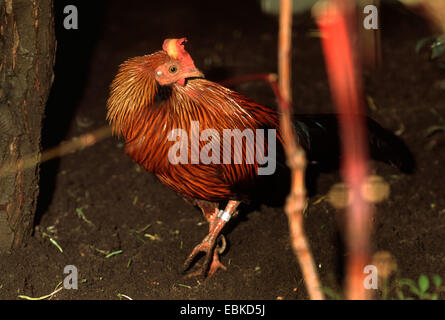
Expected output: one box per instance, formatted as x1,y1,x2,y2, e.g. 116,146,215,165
1,0,444,300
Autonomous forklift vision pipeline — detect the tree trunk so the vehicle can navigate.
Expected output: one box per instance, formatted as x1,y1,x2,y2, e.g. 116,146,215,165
0,0,56,251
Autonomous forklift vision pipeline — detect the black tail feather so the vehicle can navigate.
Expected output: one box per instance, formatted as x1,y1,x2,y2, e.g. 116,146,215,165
293,114,416,173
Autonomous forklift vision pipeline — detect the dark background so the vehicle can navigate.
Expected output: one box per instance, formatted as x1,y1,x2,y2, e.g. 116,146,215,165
0,0,444,299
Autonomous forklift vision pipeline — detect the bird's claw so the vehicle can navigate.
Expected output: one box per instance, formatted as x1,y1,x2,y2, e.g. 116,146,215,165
183,235,227,277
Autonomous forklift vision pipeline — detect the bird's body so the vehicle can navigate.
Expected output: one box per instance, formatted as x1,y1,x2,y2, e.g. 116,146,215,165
107,38,413,276
110,75,281,202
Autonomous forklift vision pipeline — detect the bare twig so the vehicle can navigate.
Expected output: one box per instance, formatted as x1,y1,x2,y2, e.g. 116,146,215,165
314,0,372,300
278,0,324,300
0,126,112,179
222,3,325,301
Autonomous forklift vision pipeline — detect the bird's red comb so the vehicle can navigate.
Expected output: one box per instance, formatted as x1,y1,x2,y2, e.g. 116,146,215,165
162,38,197,69
162,38,190,59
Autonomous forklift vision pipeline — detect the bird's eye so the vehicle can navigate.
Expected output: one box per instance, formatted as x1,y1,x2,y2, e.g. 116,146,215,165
168,65,178,73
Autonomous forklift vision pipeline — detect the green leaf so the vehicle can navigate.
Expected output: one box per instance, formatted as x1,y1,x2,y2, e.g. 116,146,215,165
410,287,421,296
415,36,434,54
105,250,123,258
418,275,430,293
431,34,445,59
431,44,445,60
399,279,421,297
398,278,416,289
432,275,442,289
431,293,438,300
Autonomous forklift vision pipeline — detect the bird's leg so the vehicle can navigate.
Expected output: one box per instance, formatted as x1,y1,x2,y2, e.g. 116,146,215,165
202,207,227,255
184,200,240,277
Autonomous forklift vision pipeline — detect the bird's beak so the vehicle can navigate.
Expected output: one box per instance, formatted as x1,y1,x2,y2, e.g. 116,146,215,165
183,68,204,80
177,68,204,86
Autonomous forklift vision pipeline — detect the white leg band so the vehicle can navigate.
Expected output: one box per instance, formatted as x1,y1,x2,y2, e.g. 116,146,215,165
220,210,231,222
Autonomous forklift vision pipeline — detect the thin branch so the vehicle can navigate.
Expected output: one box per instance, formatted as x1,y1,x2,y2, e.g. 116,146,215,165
0,126,112,179
278,0,324,300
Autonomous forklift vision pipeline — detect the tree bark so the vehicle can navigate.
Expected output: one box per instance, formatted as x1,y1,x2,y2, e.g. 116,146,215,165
0,0,56,251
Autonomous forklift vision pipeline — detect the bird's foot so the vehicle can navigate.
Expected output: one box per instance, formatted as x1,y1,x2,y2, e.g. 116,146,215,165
184,200,240,277
183,234,226,277
207,250,227,276
184,250,227,278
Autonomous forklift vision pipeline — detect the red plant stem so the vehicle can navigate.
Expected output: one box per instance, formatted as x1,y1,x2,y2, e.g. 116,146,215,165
278,0,324,300
218,73,274,87
315,0,372,300
219,73,292,111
